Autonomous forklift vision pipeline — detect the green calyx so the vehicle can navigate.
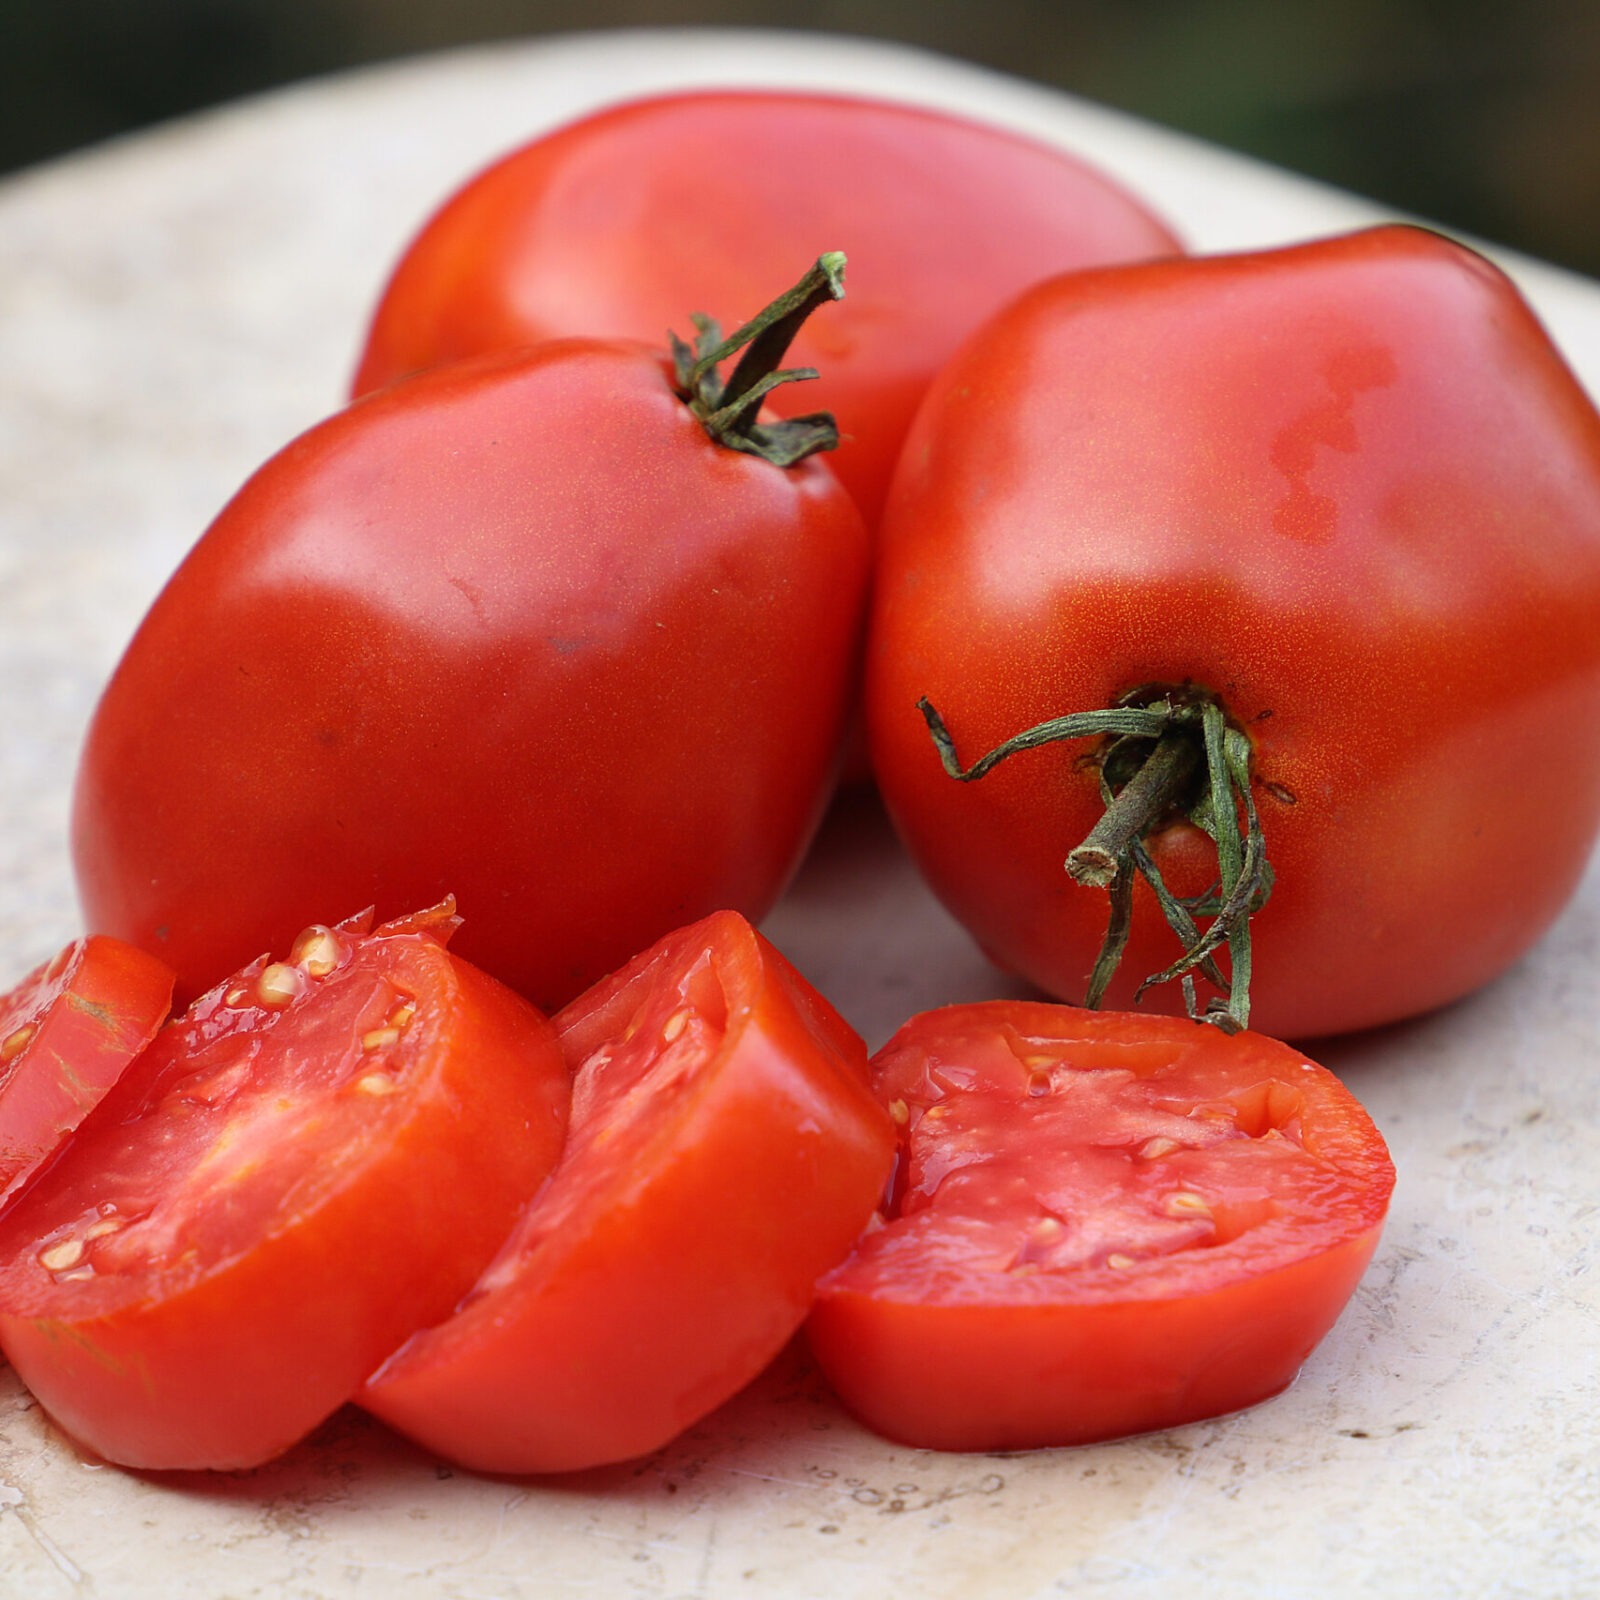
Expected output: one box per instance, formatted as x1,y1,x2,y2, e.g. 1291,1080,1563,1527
670,252,847,468
920,689,1274,1032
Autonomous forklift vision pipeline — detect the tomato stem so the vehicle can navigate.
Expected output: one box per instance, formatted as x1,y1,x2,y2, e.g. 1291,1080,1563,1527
918,692,1273,1031
670,253,847,467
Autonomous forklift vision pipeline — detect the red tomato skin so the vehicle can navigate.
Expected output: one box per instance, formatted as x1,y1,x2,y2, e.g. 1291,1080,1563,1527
350,89,1181,526
869,225,1600,1039
0,911,570,1470
811,1228,1384,1452
0,938,174,1212
71,341,868,1010
807,1003,1394,1452
361,910,895,1476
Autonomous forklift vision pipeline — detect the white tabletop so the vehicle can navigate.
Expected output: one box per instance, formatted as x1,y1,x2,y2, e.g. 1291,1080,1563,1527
1,28,1596,1599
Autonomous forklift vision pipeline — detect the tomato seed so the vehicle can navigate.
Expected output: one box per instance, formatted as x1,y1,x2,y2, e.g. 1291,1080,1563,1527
361,1027,402,1053
1,1023,36,1061
1166,1191,1211,1217
255,964,302,1009
661,1009,690,1043
38,1238,85,1272
290,925,343,978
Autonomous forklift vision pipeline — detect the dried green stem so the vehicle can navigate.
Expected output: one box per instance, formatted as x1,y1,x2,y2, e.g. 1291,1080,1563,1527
920,689,1273,1029
670,253,846,467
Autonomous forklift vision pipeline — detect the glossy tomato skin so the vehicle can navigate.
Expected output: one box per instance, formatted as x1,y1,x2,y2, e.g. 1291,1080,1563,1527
351,90,1181,526
0,937,174,1212
807,1003,1394,1452
870,225,1600,1039
72,341,867,1009
361,910,894,1475
0,906,569,1470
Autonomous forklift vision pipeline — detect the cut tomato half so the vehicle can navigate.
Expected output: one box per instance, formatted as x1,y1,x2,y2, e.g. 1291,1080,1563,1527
0,903,569,1470
807,1002,1395,1451
362,909,895,1474
0,935,174,1212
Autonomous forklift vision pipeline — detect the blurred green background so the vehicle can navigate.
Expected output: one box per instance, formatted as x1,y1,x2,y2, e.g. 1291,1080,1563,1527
2,0,1596,277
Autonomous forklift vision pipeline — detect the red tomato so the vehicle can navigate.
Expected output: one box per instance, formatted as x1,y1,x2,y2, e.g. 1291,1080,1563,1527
0,904,569,1470
807,1002,1394,1451
869,225,1600,1038
350,89,1181,526
72,292,867,1008
0,937,174,1212
361,909,894,1475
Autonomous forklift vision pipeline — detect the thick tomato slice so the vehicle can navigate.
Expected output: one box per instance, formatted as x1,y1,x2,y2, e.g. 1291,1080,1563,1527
0,903,569,1471
361,910,895,1475
0,937,174,1211
807,1003,1394,1452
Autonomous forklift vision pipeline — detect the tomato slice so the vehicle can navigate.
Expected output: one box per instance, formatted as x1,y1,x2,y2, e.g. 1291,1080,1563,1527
361,909,895,1474
0,903,569,1470
807,1003,1394,1451
0,936,174,1212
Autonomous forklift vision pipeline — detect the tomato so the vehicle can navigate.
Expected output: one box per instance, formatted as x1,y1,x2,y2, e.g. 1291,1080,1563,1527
72,267,868,1009
350,89,1181,527
868,225,1600,1039
0,937,174,1212
360,909,894,1475
0,904,570,1470
807,1002,1394,1451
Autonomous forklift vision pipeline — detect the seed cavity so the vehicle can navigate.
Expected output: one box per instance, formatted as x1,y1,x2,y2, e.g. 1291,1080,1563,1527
1026,1069,1053,1098
290,925,343,978
1,1023,37,1061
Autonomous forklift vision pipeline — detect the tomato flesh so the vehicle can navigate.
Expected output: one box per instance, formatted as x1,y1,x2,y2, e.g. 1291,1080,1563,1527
351,89,1181,526
0,936,174,1212
361,910,895,1475
807,1003,1394,1451
0,905,569,1470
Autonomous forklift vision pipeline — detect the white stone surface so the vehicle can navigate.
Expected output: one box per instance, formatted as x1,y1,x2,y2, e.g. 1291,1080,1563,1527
0,27,1596,1599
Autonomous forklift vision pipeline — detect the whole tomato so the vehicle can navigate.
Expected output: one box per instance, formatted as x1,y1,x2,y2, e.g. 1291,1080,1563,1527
72,263,868,1009
868,225,1600,1040
350,89,1181,527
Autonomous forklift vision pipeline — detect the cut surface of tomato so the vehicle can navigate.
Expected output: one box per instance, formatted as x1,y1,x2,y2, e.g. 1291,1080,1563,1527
362,910,894,1475
0,904,569,1471
807,1002,1394,1452
0,936,174,1212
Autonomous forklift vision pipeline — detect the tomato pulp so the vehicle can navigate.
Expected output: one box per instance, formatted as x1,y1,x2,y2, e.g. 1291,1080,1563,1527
0,905,570,1470
869,225,1600,1038
0,937,174,1212
73,327,867,1008
350,89,1181,526
807,1003,1394,1451
362,910,895,1475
